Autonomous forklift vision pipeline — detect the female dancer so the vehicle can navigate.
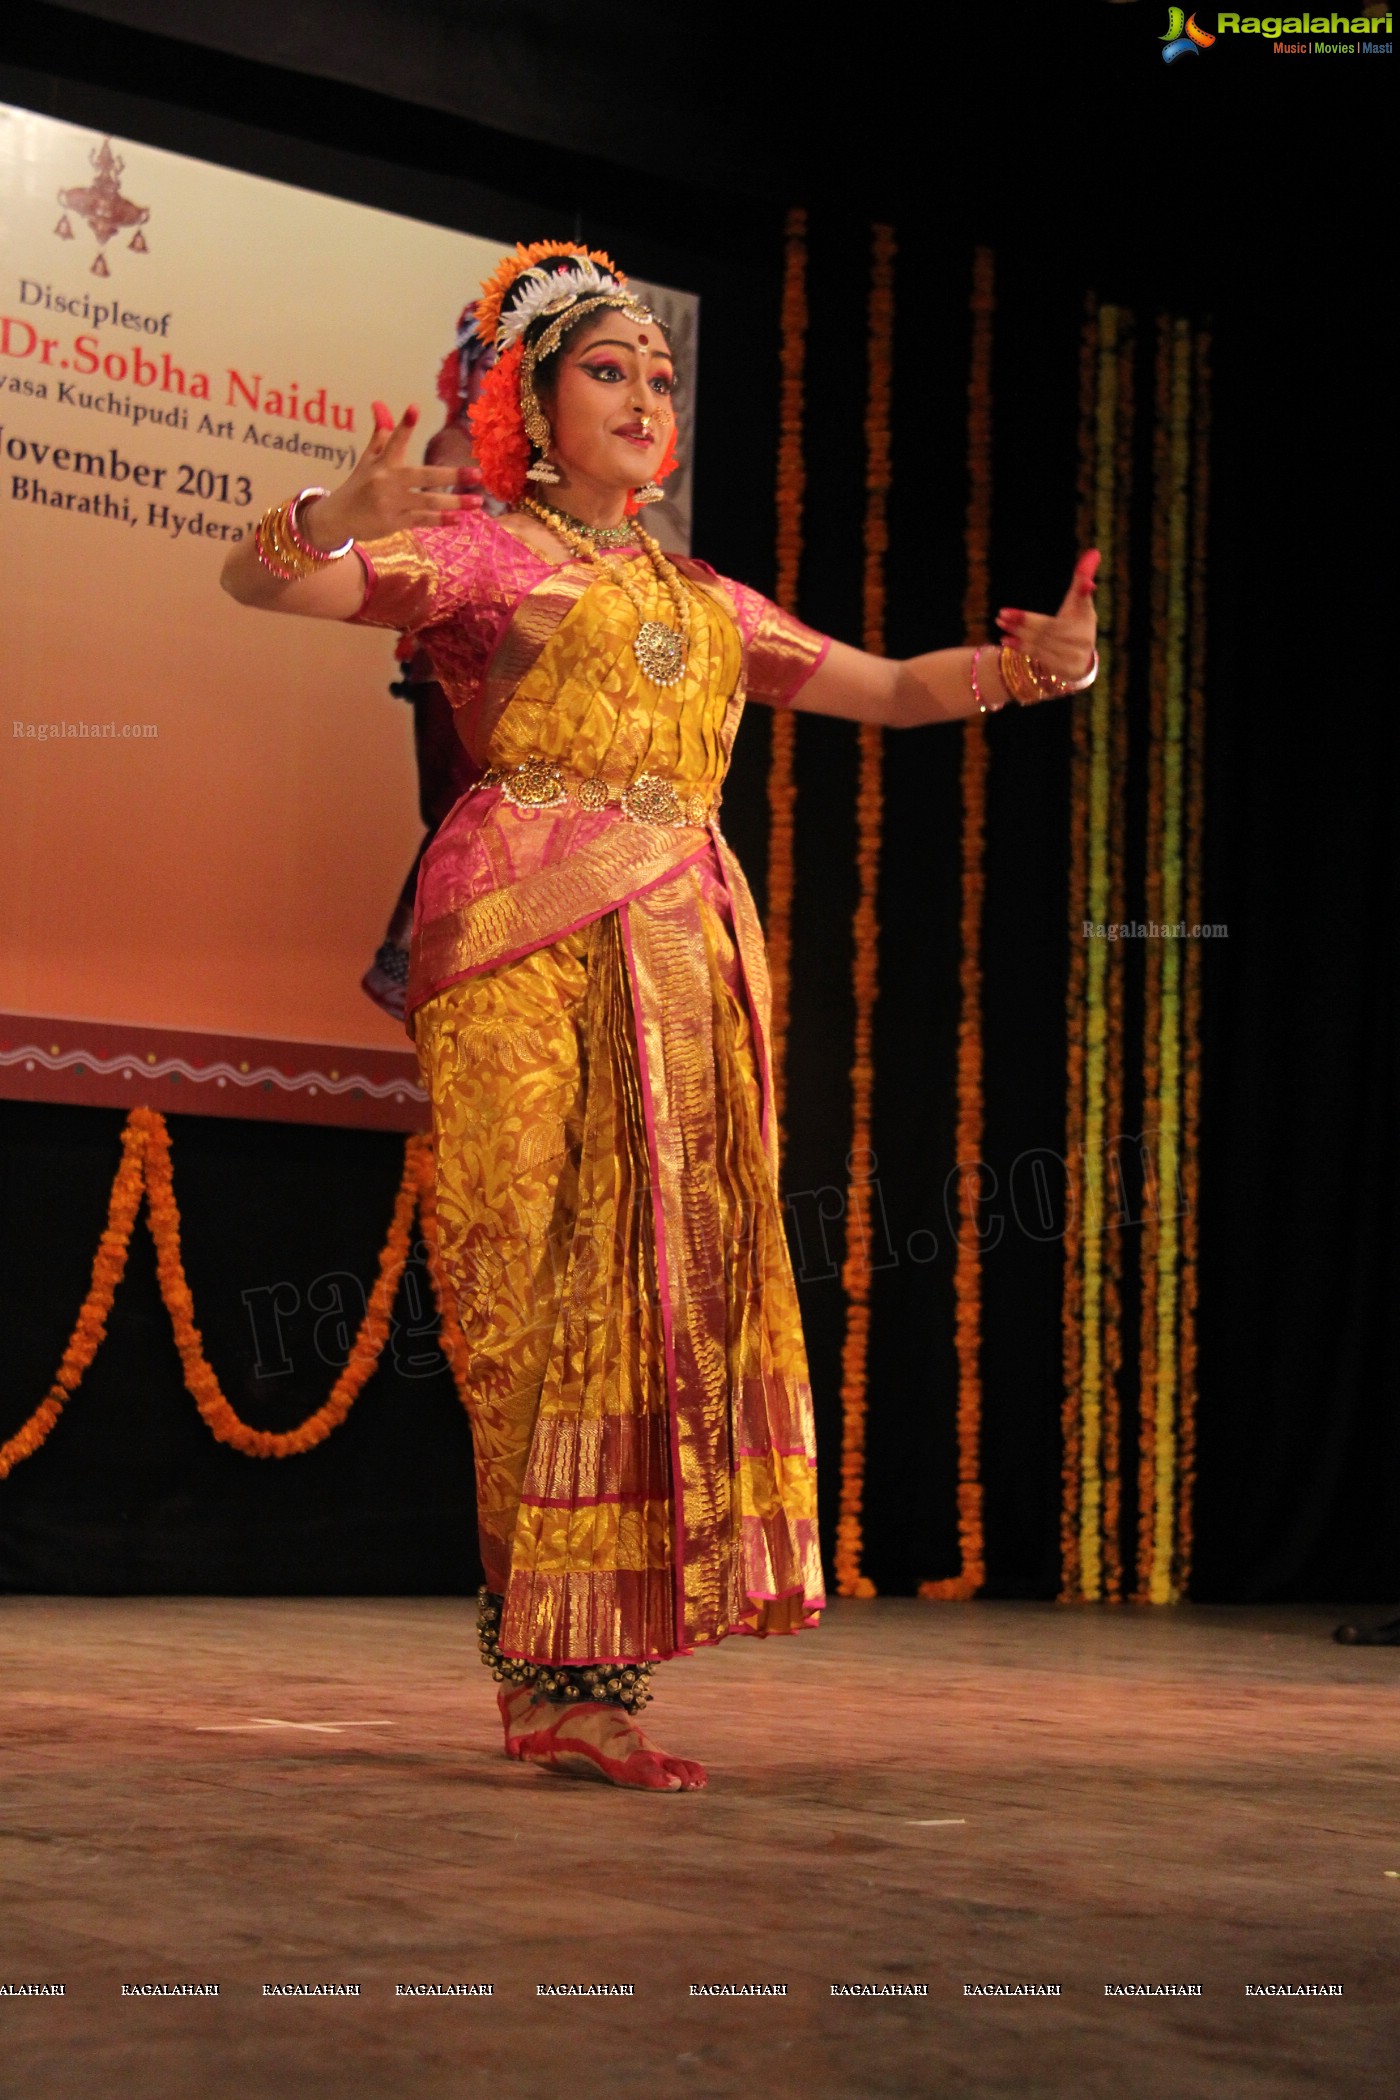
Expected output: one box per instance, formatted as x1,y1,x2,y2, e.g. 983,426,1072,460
221,241,1098,1794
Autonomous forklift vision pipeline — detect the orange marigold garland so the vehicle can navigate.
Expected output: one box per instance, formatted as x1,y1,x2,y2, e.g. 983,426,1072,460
143,1113,422,1458
1175,327,1210,1596
1136,316,1172,1601
468,340,532,505
834,223,894,1601
765,205,809,1149
0,1110,147,1479
0,1111,466,1476
920,244,995,1604
1059,295,1097,1603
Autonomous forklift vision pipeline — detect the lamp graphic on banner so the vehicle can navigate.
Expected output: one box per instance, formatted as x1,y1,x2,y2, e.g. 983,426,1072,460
55,138,150,276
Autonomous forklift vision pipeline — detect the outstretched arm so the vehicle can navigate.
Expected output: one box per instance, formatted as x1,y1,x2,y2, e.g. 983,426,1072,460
218,402,478,619
791,551,1100,727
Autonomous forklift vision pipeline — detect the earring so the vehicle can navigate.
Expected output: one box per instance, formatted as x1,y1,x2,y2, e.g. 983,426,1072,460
526,457,561,484
631,481,664,505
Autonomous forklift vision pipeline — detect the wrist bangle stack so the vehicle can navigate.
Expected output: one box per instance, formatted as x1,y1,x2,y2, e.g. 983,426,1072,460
253,486,354,582
970,643,1007,715
998,645,1099,704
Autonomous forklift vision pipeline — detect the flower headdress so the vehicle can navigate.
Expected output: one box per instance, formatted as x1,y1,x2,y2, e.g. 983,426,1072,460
467,239,680,510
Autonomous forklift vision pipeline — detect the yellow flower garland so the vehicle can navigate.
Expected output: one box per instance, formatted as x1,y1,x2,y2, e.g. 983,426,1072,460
1061,303,1137,1604
833,222,894,1601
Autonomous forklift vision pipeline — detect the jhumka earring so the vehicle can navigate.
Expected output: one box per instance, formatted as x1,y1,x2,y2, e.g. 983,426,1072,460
631,480,665,505
521,384,561,482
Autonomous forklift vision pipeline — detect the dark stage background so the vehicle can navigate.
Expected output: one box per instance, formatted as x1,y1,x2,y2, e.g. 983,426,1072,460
1,2,1393,1602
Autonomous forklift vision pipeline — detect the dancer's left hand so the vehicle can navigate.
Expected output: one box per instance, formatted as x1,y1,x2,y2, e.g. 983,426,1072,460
996,550,1100,690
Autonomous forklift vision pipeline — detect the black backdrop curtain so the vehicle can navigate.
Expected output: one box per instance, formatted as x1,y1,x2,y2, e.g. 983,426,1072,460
1,2,1394,1600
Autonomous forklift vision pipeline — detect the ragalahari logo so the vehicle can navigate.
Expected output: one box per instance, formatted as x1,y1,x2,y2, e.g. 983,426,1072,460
1161,8,1218,57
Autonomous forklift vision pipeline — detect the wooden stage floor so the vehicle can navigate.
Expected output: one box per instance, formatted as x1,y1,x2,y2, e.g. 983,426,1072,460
2,1596,1396,2098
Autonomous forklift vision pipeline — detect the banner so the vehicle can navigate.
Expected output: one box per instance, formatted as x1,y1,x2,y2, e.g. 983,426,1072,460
0,105,697,1129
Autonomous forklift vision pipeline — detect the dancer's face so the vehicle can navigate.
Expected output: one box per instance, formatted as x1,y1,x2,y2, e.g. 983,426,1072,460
544,312,674,492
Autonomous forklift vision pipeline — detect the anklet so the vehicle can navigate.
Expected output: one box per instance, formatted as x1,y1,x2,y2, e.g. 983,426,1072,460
476,1588,654,1715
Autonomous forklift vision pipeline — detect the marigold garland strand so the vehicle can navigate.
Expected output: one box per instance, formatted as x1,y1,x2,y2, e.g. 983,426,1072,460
1059,297,1097,1603
0,1110,469,1476
1061,302,1133,1604
764,205,809,1152
919,244,994,1603
1142,318,1193,1604
1175,329,1211,1594
0,1111,147,1479
1137,327,1170,1601
833,222,894,1601
1099,322,1135,1605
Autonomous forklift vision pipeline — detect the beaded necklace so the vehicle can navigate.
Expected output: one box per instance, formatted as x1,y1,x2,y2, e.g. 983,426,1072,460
520,495,692,688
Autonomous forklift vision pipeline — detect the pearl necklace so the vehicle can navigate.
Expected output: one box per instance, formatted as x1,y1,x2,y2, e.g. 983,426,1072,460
521,496,691,688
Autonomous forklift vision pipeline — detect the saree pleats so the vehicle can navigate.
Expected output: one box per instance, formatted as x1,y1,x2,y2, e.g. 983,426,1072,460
415,857,823,1665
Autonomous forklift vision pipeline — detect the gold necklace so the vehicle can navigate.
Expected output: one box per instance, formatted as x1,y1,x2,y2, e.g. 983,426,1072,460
537,506,637,549
521,496,691,688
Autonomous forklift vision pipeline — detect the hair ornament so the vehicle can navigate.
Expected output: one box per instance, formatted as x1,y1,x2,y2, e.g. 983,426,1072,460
466,238,670,507
474,240,625,351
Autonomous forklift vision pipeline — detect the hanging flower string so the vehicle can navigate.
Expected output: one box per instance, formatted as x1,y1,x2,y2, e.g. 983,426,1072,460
1100,317,1136,1604
920,244,995,1603
834,222,894,1601
1059,296,1097,1603
0,1110,469,1477
1143,317,1193,1605
765,205,809,1149
1175,327,1210,1597
0,1111,147,1479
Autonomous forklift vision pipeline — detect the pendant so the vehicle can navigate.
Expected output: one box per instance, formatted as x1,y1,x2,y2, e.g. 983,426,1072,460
633,620,687,687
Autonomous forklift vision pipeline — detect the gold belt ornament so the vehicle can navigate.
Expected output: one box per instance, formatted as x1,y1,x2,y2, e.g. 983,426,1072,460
476,756,715,828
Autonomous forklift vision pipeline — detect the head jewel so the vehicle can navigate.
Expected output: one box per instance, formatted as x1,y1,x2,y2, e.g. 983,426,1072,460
468,239,666,506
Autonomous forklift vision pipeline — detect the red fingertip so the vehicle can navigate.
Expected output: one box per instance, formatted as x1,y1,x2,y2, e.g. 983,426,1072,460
371,400,394,432
404,404,420,427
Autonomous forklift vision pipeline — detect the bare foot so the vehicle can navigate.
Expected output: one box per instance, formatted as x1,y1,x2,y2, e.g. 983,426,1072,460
498,1687,707,1791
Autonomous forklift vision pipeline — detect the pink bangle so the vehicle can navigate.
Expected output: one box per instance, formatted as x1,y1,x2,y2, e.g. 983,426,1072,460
287,486,354,562
971,643,1007,715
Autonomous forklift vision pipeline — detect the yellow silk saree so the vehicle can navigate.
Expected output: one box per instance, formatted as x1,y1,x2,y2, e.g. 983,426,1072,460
353,510,828,1667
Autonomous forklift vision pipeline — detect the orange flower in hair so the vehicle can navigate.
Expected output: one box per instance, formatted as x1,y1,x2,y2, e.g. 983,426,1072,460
467,341,532,503
475,240,624,350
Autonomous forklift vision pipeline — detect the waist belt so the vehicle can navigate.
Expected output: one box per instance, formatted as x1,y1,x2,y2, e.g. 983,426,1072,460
475,756,716,828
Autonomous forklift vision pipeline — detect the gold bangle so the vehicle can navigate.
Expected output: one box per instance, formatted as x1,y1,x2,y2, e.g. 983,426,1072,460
998,645,1049,704
998,644,1099,704
254,498,322,583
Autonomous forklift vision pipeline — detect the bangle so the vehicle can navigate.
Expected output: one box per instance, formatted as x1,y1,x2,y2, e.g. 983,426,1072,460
999,644,1099,704
970,643,1007,715
287,487,354,562
253,490,354,582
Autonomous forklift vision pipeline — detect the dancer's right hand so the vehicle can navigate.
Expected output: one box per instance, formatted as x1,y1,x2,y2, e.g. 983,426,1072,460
301,401,477,550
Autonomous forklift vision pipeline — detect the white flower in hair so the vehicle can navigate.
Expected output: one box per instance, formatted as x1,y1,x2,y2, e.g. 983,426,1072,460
496,259,625,349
